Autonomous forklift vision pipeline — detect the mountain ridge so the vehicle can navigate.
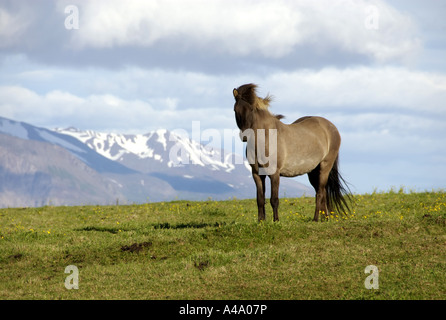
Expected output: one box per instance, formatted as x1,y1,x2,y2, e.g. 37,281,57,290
0,132,124,207
53,126,245,174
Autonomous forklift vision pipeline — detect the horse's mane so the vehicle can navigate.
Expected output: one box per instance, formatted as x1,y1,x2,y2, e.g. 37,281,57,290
235,83,284,119
255,93,272,111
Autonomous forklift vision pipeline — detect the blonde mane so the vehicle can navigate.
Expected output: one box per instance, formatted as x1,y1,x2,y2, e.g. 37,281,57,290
254,94,272,110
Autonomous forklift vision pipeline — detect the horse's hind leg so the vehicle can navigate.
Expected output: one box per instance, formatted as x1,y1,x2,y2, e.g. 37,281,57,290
269,172,280,222
308,166,321,221
308,163,330,221
253,172,266,221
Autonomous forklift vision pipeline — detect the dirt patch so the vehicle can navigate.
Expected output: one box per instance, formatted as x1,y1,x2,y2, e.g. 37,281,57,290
9,253,23,260
423,214,446,226
150,255,168,260
78,226,122,234
120,241,152,253
194,260,209,271
153,221,225,230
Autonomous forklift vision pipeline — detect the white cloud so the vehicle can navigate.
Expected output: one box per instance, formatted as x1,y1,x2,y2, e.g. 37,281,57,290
0,84,233,134
264,66,446,115
0,6,32,47
69,0,303,57
64,0,420,62
2,64,445,131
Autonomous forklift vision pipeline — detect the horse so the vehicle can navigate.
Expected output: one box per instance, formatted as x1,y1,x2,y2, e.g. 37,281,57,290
233,83,351,222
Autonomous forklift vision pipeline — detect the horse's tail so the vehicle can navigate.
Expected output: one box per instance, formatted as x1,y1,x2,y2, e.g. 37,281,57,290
326,155,352,215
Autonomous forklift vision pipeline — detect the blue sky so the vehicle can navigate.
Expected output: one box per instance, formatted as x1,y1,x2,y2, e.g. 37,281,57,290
0,0,445,194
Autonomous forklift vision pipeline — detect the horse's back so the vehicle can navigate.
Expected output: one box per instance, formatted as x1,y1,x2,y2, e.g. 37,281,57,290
292,116,313,125
277,116,340,176
291,116,340,140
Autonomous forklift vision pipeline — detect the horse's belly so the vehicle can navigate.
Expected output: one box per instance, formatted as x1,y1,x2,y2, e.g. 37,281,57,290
280,159,318,177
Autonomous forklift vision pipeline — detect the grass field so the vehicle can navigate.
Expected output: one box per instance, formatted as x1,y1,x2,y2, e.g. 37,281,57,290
0,189,445,300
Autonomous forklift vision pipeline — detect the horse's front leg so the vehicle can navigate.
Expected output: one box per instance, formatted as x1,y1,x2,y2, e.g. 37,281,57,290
269,172,280,222
253,172,266,221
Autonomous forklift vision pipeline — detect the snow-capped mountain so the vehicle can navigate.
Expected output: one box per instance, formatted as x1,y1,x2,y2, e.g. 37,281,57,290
0,117,135,175
54,127,246,174
52,126,260,201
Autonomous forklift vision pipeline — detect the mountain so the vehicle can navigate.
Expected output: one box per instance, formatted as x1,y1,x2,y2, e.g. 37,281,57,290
0,117,135,175
0,133,123,207
54,127,244,174
0,116,313,207
54,126,313,199
53,126,254,201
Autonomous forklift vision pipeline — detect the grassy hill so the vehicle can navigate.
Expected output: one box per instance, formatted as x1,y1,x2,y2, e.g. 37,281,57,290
0,190,445,300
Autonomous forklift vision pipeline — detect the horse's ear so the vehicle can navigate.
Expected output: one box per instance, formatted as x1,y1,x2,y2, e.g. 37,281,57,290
233,88,238,99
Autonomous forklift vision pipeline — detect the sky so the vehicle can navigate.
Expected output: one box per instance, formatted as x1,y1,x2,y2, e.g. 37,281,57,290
0,0,445,194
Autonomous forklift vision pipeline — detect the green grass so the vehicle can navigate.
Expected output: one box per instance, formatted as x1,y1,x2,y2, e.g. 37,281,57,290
0,190,445,300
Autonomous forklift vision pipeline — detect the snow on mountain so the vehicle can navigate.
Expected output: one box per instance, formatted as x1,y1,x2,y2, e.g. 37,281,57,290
54,127,244,174
0,116,135,174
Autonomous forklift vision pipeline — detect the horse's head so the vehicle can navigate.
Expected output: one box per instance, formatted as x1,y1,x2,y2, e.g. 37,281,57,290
233,84,273,140
233,83,257,132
